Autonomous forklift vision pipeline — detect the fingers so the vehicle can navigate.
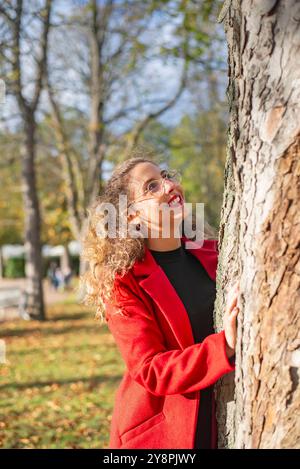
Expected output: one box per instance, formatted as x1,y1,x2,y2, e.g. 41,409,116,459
226,291,238,315
225,304,240,325
227,281,240,307
230,306,239,318
231,310,240,331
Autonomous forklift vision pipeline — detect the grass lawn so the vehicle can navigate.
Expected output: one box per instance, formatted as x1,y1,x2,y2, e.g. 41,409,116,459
0,294,125,448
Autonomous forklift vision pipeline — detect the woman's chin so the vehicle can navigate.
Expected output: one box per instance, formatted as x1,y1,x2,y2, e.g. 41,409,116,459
168,205,187,223
161,205,184,221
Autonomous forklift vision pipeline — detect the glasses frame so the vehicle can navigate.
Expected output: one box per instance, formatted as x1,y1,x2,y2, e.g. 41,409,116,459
128,169,182,208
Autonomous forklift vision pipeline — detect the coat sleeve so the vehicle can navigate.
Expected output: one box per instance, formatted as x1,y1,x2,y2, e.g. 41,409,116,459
105,281,235,397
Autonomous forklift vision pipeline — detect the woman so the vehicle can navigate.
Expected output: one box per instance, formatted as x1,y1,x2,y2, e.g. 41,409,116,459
81,156,240,449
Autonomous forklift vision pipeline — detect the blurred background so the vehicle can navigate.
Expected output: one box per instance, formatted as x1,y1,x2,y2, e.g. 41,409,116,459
0,0,228,448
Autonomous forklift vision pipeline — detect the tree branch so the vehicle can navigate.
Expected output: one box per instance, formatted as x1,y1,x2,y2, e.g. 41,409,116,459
31,0,51,112
46,77,86,239
123,60,189,158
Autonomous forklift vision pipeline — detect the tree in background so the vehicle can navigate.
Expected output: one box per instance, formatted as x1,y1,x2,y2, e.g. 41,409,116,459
136,66,228,230
168,74,227,229
0,0,52,320
0,126,73,277
0,131,24,277
37,142,73,272
45,0,224,272
215,0,300,448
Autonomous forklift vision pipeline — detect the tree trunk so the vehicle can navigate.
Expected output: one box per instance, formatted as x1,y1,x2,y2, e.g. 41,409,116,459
215,0,300,448
79,218,89,277
0,247,3,278
21,117,45,320
61,244,71,273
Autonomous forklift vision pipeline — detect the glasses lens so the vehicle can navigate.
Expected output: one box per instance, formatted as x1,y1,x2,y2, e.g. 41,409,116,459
143,170,182,196
147,179,161,194
164,169,181,183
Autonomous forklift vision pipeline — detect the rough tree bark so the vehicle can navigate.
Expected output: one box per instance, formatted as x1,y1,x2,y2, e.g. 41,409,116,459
214,0,300,448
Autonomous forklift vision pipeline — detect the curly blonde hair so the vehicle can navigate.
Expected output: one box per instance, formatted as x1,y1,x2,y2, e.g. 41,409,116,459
80,154,218,323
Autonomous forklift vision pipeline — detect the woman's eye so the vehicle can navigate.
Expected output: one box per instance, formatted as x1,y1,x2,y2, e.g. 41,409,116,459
148,180,159,192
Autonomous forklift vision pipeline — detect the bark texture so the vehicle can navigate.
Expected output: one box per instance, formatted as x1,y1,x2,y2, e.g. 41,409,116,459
21,118,45,320
215,0,300,448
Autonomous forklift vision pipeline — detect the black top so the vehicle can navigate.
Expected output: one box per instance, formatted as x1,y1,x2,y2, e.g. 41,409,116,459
150,241,216,449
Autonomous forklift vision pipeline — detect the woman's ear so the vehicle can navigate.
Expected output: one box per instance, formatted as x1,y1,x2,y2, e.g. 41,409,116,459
127,209,140,224
127,212,136,223
127,210,142,236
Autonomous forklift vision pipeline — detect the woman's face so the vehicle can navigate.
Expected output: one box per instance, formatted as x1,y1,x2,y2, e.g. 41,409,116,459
127,162,188,238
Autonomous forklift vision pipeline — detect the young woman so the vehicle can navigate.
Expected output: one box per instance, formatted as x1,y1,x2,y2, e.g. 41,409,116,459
81,156,240,449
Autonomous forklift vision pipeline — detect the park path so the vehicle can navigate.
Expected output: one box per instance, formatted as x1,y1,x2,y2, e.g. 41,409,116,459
0,278,76,321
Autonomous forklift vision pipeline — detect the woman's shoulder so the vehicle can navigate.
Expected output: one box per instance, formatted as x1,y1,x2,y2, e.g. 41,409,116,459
112,269,141,302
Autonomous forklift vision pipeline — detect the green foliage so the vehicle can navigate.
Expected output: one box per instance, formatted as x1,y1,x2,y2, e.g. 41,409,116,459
36,123,74,247
2,255,80,279
0,132,24,246
4,257,25,278
0,127,73,249
168,108,227,228
135,98,228,230
157,0,224,62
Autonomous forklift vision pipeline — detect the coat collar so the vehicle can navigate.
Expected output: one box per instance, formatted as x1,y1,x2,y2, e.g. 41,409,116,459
132,235,218,281
131,236,218,349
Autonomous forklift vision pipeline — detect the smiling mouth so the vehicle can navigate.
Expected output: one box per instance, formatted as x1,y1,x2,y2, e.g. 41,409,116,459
167,194,183,207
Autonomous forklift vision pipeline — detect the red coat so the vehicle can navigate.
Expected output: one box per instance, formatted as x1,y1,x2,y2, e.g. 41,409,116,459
104,236,235,449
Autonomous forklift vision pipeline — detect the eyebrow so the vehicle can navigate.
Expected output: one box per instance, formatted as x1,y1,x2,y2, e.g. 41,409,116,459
142,169,166,189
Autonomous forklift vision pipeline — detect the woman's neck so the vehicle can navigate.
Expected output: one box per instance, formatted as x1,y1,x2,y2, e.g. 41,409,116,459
146,236,182,252
144,214,184,252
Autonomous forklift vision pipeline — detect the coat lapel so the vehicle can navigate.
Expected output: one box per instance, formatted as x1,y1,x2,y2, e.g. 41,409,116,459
132,236,218,350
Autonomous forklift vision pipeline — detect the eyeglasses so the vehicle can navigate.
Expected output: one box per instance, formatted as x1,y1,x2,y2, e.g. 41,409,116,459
128,169,182,206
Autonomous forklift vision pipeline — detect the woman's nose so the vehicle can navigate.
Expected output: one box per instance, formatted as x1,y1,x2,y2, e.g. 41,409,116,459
161,178,176,194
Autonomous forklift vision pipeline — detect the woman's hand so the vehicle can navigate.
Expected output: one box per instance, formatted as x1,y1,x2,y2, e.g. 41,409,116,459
223,281,240,358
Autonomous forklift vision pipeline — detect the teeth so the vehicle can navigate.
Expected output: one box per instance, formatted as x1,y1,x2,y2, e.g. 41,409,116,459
169,196,181,206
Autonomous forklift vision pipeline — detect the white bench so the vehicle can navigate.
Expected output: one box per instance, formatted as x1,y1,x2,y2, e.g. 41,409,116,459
0,287,29,320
